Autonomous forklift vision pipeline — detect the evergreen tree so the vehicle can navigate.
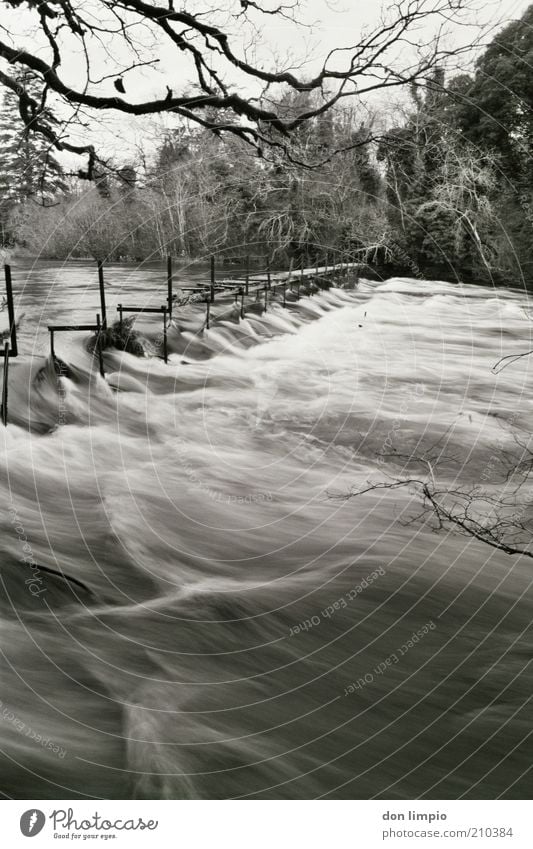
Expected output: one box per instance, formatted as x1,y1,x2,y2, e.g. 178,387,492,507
0,70,66,242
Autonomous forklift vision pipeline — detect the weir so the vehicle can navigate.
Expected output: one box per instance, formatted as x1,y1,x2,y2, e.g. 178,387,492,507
0,253,361,426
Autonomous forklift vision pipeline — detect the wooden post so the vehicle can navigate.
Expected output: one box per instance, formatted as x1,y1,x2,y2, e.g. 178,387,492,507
1,341,9,426
245,254,250,295
210,255,215,303
4,265,18,357
118,303,123,333
264,285,268,312
96,314,105,378
167,255,173,317
239,287,245,320
266,255,271,290
282,282,287,308
162,307,168,363
97,261,107,329
325,253,328,274
205,298,211,330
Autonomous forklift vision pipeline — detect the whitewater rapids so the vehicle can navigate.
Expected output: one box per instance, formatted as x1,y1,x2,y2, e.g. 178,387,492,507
0,270,531,799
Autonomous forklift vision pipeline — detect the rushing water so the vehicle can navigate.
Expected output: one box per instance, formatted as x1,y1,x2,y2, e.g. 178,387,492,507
0,261,532,799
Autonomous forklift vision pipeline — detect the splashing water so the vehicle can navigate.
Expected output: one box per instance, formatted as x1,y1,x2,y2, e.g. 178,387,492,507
0,265,532,799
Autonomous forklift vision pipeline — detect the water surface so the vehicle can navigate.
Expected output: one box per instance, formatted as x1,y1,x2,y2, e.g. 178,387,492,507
0,265,531,799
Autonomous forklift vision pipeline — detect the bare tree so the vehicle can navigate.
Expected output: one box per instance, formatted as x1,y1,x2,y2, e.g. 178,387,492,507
338,422,533,560
0,0,479,178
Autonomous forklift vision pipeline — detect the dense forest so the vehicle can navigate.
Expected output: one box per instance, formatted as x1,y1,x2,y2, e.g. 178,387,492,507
1,4,532,285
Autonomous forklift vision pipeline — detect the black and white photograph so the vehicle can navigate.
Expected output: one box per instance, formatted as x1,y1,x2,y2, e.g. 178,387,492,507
0,0,531,841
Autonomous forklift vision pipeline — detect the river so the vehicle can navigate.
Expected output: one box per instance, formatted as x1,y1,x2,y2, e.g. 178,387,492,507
0,260,531,799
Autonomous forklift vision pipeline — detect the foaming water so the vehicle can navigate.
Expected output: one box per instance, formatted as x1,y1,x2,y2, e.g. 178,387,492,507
0,273,532,799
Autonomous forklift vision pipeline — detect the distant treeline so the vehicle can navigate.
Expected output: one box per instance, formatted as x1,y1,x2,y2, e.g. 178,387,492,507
1,5,533,285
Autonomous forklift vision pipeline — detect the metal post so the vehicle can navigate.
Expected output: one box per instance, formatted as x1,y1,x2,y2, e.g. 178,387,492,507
266,256,271,290
325,253,328,274
50,329,55,360
239,287,245,320
264,285,268,312
282,283,287,308
118,303,123,333
97,261,107,329
205,298,211,330
312,257,319,296
4,265,18,357
96,313,105,378
210,255,215,303
1,341,9,426
162,307,168,364
245,254,250,295
167,255,173,317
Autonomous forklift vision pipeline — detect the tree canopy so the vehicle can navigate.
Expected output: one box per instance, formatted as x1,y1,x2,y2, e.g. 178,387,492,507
0,0,478,177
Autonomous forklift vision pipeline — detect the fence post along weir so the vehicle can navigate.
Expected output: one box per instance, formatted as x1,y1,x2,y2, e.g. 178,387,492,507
1,264,20,427
47,319,102,376
116,303,169,362
4,265,18,357
186,250,357,327
97,260,107,330
167,255,173,317
95,314,105,377
1,340,9,426
210,255,216,303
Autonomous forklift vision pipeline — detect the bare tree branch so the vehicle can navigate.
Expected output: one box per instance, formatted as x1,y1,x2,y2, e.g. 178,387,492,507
0,0,480,174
